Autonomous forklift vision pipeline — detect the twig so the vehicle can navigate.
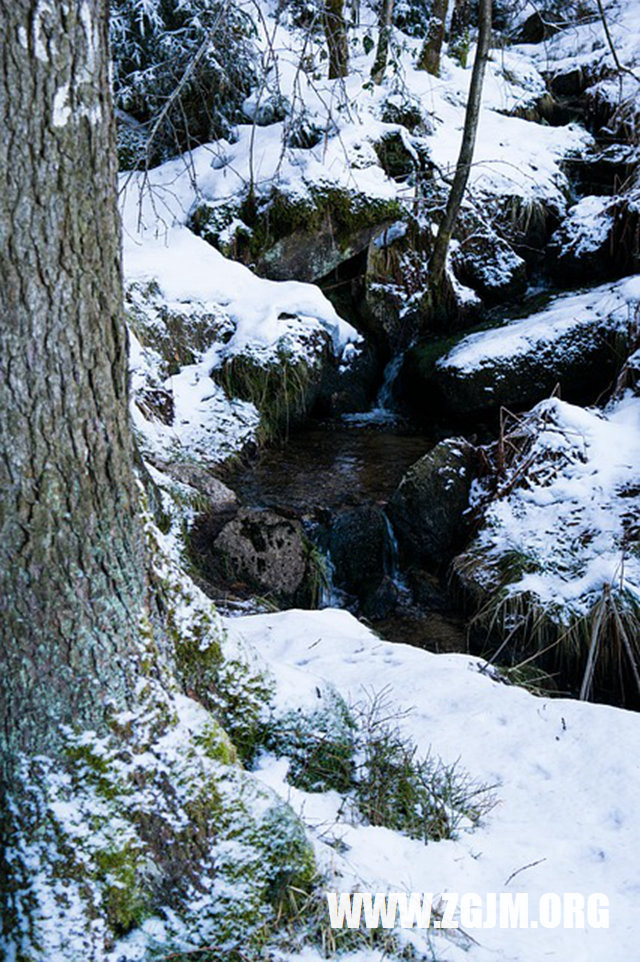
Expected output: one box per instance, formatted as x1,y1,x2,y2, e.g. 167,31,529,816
504,857,546,886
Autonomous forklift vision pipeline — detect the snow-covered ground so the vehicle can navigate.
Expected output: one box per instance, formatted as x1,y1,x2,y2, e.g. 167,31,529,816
226,607,640,962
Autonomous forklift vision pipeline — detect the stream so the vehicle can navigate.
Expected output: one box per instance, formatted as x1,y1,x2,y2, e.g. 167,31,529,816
229,366,471,654
217,93,638,670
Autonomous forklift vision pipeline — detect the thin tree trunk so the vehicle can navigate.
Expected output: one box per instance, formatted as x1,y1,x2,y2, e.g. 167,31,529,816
324,0,349,79
427,0,492,310
371,0,394,84
0,0,146,774
417,0,449,75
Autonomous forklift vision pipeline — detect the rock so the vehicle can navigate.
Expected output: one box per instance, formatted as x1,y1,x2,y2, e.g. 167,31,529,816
213,327,333,437
373,131,426,183
361,576,399,620
547,191,640,285
190,186,402,283
562,144,638,198
329,505,396,605
515,9,566,43
213,507,313,603
406,277,640,418
363,221,424,351
406,568,450,612
379,95,431,134
546,195,617,285
387,439,476,566
449,395,640,705
156,462,238,510
549,66,587,98
452,231,527,304
126,281,235,376
316,339,380,416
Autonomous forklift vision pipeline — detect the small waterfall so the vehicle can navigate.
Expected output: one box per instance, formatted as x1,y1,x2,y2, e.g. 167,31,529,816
343,349,407,425
382,511,411,600
318,550,348,609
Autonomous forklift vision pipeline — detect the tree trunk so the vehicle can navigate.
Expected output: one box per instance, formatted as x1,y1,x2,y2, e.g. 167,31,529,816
417,0,449,75
0,0,146,775
371,0,394,84
427,0,492,319
324,0,349,79
451,0,471,37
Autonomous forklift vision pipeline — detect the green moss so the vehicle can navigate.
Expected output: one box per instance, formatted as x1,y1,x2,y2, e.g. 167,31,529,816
193,719,238,765
257,804,317,916
373,132,416,181
406,331,468,382
213,339,328,440
212,658,274,765
380,98,424,131
266,689,356,793
94,842,151,936
65,743,127,802
191,185,402,265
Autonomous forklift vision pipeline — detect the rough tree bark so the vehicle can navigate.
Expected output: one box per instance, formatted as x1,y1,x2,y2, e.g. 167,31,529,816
0,0,146,776
324,0,349,79
417,0,449,75
426,0,492,321
371,0,394,84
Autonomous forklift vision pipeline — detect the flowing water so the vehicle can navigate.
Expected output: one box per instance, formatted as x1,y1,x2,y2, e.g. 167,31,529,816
230,364,470,654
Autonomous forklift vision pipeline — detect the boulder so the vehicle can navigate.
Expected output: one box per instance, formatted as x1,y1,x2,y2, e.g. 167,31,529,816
547,191,640,285
546,195,616,285
213,327,333,438
190,185,402,283
361,576,399,620
316,339,380,416
451,232,527,304
156,462,238,510
387,439,476,566
406,277,640,418
213,508,313,604
329,505,396,610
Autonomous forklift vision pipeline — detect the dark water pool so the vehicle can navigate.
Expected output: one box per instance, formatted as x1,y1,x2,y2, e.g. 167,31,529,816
231,417,434,514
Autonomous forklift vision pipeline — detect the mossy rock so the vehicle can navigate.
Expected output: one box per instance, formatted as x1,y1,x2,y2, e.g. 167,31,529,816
190,185,403,282
125,281,235,377
212,507,324,608
8,686,317,960
388,438,477,567
453,540,640,706
373,131,417,182
212,330,332,439
379,96,429,133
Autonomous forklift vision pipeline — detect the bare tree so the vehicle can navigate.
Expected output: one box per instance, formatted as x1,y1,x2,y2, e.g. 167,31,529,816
324,0,349,78
371,0,394,84
417,0,449,75
426,0,493,321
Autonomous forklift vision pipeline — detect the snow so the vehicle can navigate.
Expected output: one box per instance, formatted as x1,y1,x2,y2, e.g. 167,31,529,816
469,393,640,617
117,0,602,468
103,2,640,958
438,274,640,374
226,606,640,961
556,194,614,258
